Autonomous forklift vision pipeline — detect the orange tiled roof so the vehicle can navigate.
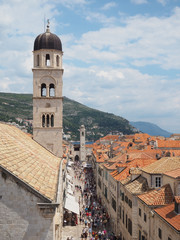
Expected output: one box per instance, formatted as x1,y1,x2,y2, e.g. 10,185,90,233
100,135,119,141
134,133,150,142
125,176,149,195
157,139,180,148
154,203,180,231
138,184,174,206
104,162,118,170
164,168,180,179
112,158,157,181
0,123,61,201
142,157,180,174
86,144,94,148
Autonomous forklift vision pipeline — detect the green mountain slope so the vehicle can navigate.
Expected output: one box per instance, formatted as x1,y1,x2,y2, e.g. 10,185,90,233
0,92,134,140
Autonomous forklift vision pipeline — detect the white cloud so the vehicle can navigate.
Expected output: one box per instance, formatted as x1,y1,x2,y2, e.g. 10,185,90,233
131,0,148,4
101,2,117,10
63,64,180,132
64,7,180,70
157,0,167,6
85,12,116,26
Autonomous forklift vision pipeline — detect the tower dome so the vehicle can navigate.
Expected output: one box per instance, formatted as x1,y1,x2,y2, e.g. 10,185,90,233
34,24,62,51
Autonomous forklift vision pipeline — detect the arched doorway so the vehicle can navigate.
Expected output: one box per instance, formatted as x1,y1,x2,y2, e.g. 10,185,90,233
75,155,79,161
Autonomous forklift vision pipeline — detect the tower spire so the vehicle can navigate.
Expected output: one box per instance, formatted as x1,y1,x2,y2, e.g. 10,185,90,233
46,19,50,32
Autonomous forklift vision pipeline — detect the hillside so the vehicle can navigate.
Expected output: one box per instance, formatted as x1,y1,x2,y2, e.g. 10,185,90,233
130,121,172,137
0,92,134,141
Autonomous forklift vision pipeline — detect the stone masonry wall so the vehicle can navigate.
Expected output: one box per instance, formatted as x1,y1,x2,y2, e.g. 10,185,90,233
0,170,54,240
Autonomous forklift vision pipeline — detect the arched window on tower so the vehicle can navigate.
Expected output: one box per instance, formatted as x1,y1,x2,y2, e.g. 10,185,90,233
56,55,59,67
42,114,45,127
41,83,46,97
46,54,50,66
49,84,55,97
37,54,39,66
47,114,50,127
51,115,54,127
82,132,84,136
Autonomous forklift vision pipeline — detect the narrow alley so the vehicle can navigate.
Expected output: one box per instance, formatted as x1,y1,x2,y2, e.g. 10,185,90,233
62,161,118,240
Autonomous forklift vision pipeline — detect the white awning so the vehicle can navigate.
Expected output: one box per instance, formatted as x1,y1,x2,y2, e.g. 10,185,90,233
66,174,72,180
67,180,73,187
67,187,73,195
64,195,79,215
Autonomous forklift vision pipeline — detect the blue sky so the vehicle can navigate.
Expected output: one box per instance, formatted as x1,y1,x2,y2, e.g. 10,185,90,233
0,0,180,133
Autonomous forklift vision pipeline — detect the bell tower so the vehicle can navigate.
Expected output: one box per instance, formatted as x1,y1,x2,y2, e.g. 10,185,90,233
80,125,86,161
32,21,63,157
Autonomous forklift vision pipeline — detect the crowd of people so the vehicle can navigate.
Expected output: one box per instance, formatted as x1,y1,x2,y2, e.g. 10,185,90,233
71,161,119,240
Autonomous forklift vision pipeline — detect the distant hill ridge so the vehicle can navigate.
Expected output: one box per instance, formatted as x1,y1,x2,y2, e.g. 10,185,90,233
130,121,172,138
0,92,171,140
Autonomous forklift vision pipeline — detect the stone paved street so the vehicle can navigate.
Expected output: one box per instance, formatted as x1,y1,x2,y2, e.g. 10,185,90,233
61,161,114,240
61,162,88,240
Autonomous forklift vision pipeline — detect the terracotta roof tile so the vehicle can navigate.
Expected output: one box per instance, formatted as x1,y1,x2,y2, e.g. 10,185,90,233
154,203,180,231
138,184,174,206
142,157,180,174
125,176,149,195
0,123,61,201
164,168,180,179
157,139,180,148
112,158,157,181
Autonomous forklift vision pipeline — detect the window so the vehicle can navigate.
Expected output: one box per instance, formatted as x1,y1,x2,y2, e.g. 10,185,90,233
125,196,128,204
42,114,45,127
49,84,55,97
51,115,54,127
105,170,108,180
37,54,39,66
126,214,127,228
121,192,124,201
139,208,141,217
129,199,132,208
112,197,116,212
139,230,141,240
82,131,84,136
168,237,172,240
47,114,49,127
104,186,107,199
98,167,102,176
56,55,59,66
46,54,50,66
123,210,124,224
155,177,161,187
128,218,132,236
158,228,162,239
144,213,146,222
98,178,101,189
41,83,46,97
119,206,121,219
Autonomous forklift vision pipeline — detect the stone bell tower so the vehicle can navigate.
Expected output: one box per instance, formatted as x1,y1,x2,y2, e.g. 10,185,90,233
32,21,63,157
80,125,86,161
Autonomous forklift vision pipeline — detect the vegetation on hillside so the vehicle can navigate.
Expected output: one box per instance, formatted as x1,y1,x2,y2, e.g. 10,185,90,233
0,92,134,141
